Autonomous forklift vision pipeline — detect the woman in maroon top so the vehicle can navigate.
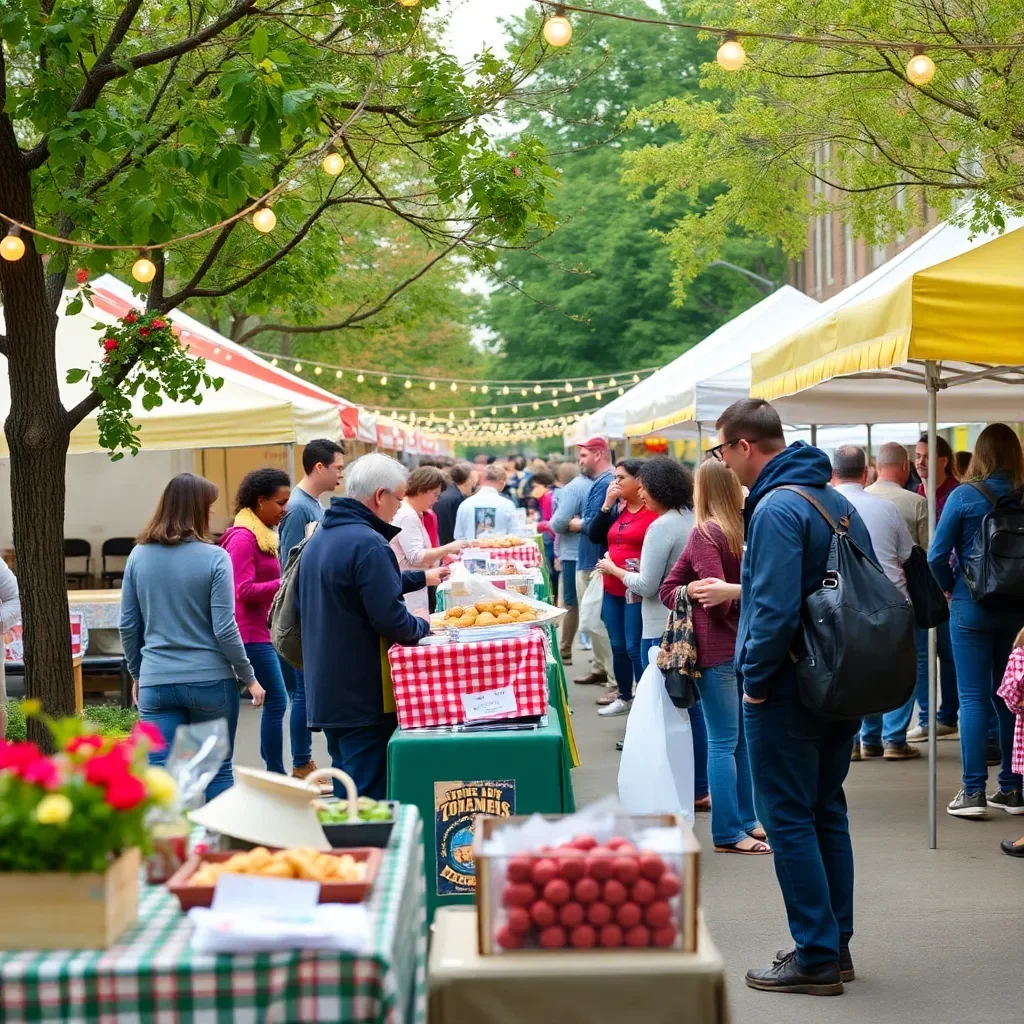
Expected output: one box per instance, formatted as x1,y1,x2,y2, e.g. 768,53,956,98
661,459,767,855
587,459,658,711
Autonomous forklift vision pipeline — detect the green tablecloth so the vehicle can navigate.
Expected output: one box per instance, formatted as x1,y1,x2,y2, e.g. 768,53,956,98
387,711,574,923
0,806,427,1024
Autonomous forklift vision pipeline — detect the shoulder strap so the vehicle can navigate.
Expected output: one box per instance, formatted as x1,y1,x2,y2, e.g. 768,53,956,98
775,485,851,535
968,481,998,506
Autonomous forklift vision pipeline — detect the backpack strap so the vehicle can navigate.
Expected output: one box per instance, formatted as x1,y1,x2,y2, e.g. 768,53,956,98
776,485,851,535
968,480,998,506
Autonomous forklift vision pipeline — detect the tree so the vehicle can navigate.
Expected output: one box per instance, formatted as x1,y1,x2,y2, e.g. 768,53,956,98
0,0,557,725
621,0,1024,297
481,0,785,388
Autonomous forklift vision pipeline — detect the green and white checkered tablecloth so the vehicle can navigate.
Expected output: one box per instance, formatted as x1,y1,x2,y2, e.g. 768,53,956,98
0,806,426,1024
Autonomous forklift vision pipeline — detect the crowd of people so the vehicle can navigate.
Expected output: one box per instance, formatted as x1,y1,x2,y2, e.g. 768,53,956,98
113,406,1024,998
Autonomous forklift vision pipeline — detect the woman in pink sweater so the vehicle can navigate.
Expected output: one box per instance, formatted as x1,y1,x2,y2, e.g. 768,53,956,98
221,468,291,774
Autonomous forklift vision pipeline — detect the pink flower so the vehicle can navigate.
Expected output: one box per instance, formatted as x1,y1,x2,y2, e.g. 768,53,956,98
104,773,146,811
130,721,165,752
150,318,168,330
84,747,130,787
102,339,119,352
508,151,517,159
66,734,104,755
75,268,89,285
22,757,60,790
512,166,523,178
0,740,42,773
123,312,137,324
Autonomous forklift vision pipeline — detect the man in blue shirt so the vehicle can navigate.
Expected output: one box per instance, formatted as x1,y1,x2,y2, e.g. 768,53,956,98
278,438,345,788
567,437,615,684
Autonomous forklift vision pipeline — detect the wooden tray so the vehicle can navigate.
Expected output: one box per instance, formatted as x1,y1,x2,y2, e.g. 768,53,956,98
166,847,383,910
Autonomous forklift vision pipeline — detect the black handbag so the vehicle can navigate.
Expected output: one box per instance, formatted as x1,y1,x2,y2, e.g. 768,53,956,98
902,545,950,629
657,585,700,710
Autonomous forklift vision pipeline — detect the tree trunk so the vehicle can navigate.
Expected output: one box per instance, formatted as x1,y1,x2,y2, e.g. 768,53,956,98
0,117,76,743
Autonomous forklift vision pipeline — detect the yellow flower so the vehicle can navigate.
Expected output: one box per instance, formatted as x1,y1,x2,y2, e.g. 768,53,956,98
20,698,41,716
34,793,73,825
144,767,177,806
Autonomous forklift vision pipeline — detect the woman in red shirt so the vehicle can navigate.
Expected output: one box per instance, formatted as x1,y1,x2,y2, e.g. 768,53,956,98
587,459,657,713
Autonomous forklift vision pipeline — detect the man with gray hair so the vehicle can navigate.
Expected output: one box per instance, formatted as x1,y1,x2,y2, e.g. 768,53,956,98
299,453,438,799
453,462,518,540
831,445,918,761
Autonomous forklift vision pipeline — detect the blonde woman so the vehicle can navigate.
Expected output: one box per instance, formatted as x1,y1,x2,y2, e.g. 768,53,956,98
661,459,767,855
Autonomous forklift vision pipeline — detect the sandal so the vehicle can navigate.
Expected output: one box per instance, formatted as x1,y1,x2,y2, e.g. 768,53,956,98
748,828,768,842
714,839,772,856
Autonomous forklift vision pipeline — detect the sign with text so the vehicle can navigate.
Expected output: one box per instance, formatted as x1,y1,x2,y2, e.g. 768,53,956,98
434,780,515,896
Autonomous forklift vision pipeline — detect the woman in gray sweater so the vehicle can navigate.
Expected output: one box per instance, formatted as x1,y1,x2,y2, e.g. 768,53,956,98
120,474,265,800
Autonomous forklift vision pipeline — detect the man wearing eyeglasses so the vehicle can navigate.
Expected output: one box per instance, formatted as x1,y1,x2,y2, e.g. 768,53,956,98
714,398,874,998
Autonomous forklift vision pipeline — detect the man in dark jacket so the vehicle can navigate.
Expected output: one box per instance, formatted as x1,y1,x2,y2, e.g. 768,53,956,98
714,398,874,997
435,462,477,545
299,453,435,799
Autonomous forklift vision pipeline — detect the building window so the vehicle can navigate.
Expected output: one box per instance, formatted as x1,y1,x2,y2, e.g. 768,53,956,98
843,223,856,285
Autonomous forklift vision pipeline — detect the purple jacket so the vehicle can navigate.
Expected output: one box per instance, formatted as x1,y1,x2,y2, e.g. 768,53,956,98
220,526,281,644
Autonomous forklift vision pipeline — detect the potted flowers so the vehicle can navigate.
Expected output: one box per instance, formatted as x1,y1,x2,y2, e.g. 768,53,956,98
0,701,176,949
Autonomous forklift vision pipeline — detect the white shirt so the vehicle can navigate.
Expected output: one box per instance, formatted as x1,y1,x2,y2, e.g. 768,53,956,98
390,500,432,615
453,486,518,541
834,482,914,597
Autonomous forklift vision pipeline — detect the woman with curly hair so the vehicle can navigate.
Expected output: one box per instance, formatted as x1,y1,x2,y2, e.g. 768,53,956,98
221,467,291,775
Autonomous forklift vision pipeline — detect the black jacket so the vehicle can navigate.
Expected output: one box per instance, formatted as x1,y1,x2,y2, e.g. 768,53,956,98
299,497,429,728
434,483,466,546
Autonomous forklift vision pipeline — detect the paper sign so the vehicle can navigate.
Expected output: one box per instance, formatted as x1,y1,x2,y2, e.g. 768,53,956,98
212,873,320,920
434,780,516,896
461,684,518,722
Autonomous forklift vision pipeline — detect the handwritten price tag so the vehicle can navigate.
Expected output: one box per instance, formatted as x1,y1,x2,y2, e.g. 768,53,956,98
461,684,518,722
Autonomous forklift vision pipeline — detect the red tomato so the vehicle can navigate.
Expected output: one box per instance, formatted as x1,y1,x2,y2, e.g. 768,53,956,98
586,851,614,881
586,901,612,926
529,900,557,928
506,857,532,884
502,883,536,908
624,924,651,948
496,925,524,949
644,901,672,929
531,858,558,887
573,877,600,904
656,871,681,899
615,902,641,929
558,901,584,928
539,925,567,949
598,923,623,948
507,906,532,934
570,834,598,852
558,849,586,882
603,878,627,906
606,836,628,850
570,924,597,949
652,924,678,948
631,878,657,905
613,856,639,885
638,852,665,881
543,878,571,906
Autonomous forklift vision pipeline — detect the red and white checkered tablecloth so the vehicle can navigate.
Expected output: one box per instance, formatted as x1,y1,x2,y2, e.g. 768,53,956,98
464,543,541,568
388,633,548,729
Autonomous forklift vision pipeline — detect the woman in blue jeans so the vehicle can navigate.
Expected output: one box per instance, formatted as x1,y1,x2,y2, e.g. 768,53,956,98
929,423,1024,819
120,474,265,801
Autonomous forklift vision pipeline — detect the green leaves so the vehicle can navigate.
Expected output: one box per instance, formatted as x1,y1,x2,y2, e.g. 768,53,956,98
65,368,88,385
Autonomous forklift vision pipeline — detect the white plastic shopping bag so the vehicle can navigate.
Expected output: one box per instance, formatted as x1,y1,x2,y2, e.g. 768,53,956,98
618,647,695,822
579,570,608,638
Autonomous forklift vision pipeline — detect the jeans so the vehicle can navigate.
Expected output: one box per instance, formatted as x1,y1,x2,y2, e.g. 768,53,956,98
640,638,709,802
324,714,398,800
602,592,643,700
559,560,578,659
860,692,916,747
279,657,312,770
948,600,1024,794
245,642,289,775
139,679,239,802
576,568,612,677
914,621,959,728
697,662,758,846
745,691,859,968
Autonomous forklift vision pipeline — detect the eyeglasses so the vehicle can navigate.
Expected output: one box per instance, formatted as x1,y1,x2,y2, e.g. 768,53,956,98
707,437,761,462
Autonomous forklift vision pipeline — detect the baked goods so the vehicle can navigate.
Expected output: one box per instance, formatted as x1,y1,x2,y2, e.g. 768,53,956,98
436,594,541,629
475,537,523,549
189,847,368,886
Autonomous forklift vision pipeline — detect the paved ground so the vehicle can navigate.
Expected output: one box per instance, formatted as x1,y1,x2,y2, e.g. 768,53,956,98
234,645,1024,1023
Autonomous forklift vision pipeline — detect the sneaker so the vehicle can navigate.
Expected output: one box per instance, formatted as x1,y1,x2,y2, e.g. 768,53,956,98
860,743,883,759
987,789,1024,815
745,951,843,996
776,945,854,983
597,698,631,717
884,743,921,760
578,633,593,651
907,723,959,743
947,789,988,819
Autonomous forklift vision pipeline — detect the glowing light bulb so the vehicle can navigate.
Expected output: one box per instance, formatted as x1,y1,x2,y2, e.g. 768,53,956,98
533,402,540,411
502,386,509,395
587,379,594,390
565,382,573,392
543,14,573,47
618,387,625,395
471,385,477,393
450,382,458,392
511,405,518,414
252,207,277,233
132,255,157,282
632,373,640,383
429,381,436,391
491,406,497,416
595,391,602,400
906,50,936,86
470,410,476,418
336,370,343,379
534,384,542,394
271,358,278,366
0,228,25,262
321,151,345,176
553,399,559,407
380,375,388,386
314,366,322,375
481,384,489,394
716,37,746,72
551,389,559,398
574,395,581,403
294,363,303,373
404,379,413,389
521,388,528,397
357,373,365,383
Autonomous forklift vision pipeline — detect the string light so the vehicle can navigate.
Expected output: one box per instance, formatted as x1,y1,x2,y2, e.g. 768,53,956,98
491,406,498,415
618,387,625,395
502,386,510,395
131,251,156,283
321,151,345,176
512,405,518,414
450,382,458,392
574,395,581,402
632,373,640,383
404,379,413,389
357,373,365,383
470,385,477,393
716,34,746,71
294,363,303,373
587,379,594,389
336,370,343,379
521,388,528,397
565,382,573,392
379,375,388,386
252,207,277,233
314,366,322,375
608,377,617,387
270,358,279,366
0,226,25,262
553,399,559,407
543,7,573,47
595,391,602,400
429,381,436,391
481,385,489,394
533,402,540,410
906,48,936,85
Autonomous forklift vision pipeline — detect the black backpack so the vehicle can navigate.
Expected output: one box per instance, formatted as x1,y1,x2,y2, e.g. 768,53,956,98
776,486,917,720
962,482,1024,608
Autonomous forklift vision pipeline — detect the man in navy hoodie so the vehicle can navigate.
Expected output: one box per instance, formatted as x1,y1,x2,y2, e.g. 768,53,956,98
299,453,436,799
713,398,873,997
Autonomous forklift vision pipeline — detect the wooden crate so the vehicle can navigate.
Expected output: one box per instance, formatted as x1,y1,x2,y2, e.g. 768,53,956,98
0,846,140,950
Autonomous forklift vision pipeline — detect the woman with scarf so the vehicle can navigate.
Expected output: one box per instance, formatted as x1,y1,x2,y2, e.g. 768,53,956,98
221,468,291,775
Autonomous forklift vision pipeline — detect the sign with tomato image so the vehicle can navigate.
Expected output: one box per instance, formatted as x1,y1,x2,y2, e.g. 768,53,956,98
434,779,515,896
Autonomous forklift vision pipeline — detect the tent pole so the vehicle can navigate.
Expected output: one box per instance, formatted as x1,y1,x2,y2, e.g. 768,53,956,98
696,422,703,464
866,423,873,460
926,361,939,850
810,424,818,446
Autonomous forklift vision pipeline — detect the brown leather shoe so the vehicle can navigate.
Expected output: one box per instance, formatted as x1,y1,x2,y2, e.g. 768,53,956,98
293,760,333,795
574,672,608,685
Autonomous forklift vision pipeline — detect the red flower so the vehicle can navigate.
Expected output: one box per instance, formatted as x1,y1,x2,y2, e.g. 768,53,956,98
66,734,104,755
0,740,42,773
103,339,119,352
75,268,89,285
22,757,60,790
104,773,146,811
124,312,137,324
150,318,168,330
130,721,165,752
138,327,150,338
84,747,130,787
